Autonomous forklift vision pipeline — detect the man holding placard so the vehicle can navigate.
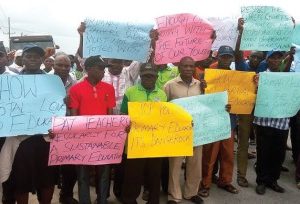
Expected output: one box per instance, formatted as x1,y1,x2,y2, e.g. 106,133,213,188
68,56,116,204
120,63,167,204
164,56,203,204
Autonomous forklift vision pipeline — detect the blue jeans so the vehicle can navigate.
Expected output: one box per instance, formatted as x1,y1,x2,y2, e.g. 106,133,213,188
77,165,110,204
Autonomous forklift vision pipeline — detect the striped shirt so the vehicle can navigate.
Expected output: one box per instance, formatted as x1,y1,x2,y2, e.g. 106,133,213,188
253,117,290,130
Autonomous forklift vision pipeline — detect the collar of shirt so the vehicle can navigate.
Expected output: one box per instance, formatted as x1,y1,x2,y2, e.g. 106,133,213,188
3,66,17,75
174,75,198,86
83,77,103,89
19,68,46,75
137,83,159,93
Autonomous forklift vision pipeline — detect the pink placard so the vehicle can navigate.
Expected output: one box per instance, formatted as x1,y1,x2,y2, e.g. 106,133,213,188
48,115,130,166
154,13,214,65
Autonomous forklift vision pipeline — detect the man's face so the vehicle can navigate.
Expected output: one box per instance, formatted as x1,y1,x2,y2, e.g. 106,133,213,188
179,58,195,78
87,66,105,82
15,56,23,66
44,57,54,69
267,53,283,72
108,59,124,75
218,54,234,69
0,52,8,69
54,56,71,79
22,51,42,71
249,52,264,68
141,74,157,90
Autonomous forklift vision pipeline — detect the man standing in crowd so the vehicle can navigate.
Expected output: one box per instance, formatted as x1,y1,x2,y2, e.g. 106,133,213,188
164,56,203,204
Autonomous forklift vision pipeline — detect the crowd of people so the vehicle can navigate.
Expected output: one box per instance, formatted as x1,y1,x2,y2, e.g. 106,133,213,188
0,15,299,204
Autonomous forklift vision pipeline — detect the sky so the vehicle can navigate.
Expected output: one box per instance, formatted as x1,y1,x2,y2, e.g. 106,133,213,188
0,0,300,54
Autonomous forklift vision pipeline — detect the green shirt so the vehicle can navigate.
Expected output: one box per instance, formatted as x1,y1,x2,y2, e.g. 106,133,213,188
156,66,179,89
120,84,168,114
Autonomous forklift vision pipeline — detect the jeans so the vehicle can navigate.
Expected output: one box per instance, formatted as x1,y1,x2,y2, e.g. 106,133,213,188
77,165,110,204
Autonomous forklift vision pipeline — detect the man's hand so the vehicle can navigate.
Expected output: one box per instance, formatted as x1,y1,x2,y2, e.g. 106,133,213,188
150,29,159,41
48,129,55,139
64,96,70,107
77,22,86,36
225,104,231,113
200,79,207,90
237,18,244,33
125,123,131,134
253,74,259,86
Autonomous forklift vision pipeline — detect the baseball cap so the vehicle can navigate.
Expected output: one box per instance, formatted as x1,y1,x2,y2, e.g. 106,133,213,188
84,55,109,69
140,63,158,76
266,50,284,59
23,44,45,57
218,45,234,57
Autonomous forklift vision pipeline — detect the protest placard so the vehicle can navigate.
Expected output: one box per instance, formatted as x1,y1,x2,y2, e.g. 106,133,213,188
83,18,153,62
49,115,130,165
254,72,300,118
154,13,214,65
240,6,294,51
0,75,66,137
172,92,231,146
127,102,193,158
205,69,256,114
208,16,238,50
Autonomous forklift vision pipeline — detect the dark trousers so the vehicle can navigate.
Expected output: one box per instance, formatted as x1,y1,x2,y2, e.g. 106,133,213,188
121,158,162,204
255,125,288,185
2,179,15,204
113,154,126,199
290,111,300,162
296,155,300,182
60,165,77,198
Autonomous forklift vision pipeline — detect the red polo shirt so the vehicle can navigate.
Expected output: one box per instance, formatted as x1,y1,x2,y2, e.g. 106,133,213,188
69,78,116,115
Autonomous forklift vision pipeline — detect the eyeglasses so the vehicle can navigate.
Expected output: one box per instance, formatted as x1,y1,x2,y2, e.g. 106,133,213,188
93,87,98,98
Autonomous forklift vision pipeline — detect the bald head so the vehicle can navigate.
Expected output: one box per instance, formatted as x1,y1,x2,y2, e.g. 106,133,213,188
54,54,71,80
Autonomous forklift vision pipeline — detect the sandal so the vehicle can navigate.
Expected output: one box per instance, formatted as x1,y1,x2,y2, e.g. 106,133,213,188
237,177,249,187
198,187,210,197
218,184,239,194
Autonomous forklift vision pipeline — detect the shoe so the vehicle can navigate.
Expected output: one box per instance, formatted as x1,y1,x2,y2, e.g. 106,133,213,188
198,187,209,197
218,184,239,194
237,177,249,187
266,182,285,193
167,200,178,204
256,184,266,195
59,196,79,204
281,166,289,172
212,174,219,184
296,181,300,189
142,190,149,201
187,195,204,204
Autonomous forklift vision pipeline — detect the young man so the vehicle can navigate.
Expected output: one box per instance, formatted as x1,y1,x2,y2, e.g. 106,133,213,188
254,51,289,195
164,56,203,204
52,54,78,204
68,55,116,204
120,63,167,204
199,45,238,197
234,18,265,187
9,44,58,204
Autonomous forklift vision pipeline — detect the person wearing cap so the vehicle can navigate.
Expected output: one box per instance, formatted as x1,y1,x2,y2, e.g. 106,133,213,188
9,49,23,72
198,45,238,197
120,63,167,204
164,56,203,204
7,44,58,204
68,55,116,204
0,41,18,204
253,50,289,195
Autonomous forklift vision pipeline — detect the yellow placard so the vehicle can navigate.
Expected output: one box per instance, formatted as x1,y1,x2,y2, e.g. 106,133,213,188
205,69,256,114
127,102,193,158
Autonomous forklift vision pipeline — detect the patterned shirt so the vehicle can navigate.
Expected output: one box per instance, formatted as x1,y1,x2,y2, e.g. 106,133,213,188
253,117,290,130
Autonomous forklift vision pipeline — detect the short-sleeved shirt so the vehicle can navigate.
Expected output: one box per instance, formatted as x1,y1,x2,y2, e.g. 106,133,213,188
120,84,167,114
69,77,116,115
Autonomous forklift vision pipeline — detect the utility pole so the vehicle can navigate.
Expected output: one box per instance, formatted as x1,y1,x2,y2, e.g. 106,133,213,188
3,17,15,50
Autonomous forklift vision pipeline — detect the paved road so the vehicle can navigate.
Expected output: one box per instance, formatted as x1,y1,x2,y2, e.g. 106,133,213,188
1,143,299,204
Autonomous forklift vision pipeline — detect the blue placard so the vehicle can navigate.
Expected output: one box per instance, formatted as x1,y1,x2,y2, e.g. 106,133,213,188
0,75,66,137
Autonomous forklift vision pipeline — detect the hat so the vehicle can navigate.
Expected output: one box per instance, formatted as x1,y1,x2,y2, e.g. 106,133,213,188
266,50,284,59
218,45,234,57
84,55,109,69
0,41,7,55
23,44,45,57
140,63,158,76
15,49,23,57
